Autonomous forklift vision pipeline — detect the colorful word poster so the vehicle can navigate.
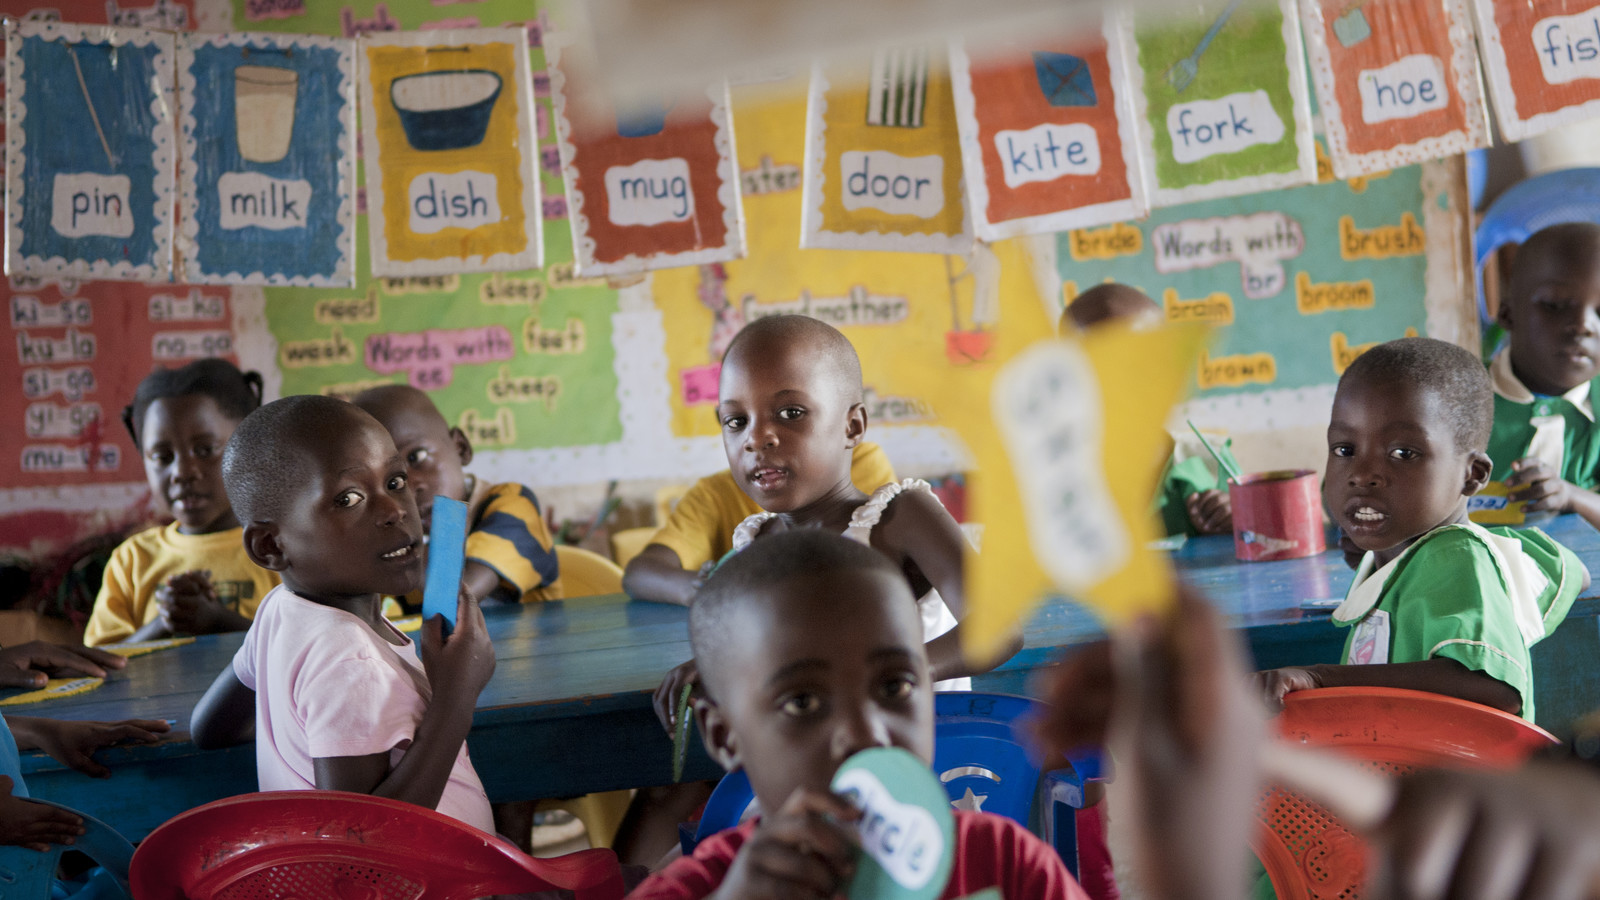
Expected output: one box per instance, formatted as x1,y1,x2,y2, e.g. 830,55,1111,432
359,28,541,276
547,34,743,277
5,21,176,282
1121,0,1316,207
178,32,356,286
801,50,972,254
950,21,1148,241
1471,0,1600,142
1301,0,1488,178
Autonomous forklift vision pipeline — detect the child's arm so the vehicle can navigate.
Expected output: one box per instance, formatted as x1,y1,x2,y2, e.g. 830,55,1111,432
157,570,251,636
1184,489,1233,536
191,666,256,749
312,588,495,811
623,544,704,607
876,488,1023,682
6,715,169,777
1255,659,1522,714
1507,457,1600,531
708,788,861,900
0,642,125,689
0,776,84,852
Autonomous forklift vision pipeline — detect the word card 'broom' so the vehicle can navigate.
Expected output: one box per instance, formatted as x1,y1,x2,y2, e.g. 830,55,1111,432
422,496,468,636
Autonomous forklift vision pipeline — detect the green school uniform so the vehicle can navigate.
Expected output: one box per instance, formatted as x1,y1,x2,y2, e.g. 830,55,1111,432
1486,349,1600,489
1156,434,1240,537
1333,523,1583,723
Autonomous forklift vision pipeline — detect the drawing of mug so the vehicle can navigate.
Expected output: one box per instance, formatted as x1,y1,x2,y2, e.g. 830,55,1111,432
235,65,298,164
615,93,671,138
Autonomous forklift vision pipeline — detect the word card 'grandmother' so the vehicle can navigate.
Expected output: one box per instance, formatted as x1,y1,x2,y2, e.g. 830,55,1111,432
801,48,972,254
547,32,743,277
5,21,175,281
1471,0,1600,141
950,19,1149,241
178,32,356,286
1121,0,1316,207
359,28,541,276
1300,0,1488,178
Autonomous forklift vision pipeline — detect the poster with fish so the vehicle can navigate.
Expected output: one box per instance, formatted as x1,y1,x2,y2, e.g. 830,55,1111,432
1471,0,1600,142
1300,0,1489,178
547,34,743,277
5,20,176,282
177,32,356,286
949,19,1148,241
359,28,541,276
800,49,972,254
1121,0,1316,207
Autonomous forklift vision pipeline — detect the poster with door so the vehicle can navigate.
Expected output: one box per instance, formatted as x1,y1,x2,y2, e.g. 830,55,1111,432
1300,0,1488,178
1471,0,1600,141
359,28,541,276
1121,0,1317,207
5,20,176,282
949,17,1148,241
178,32,356,286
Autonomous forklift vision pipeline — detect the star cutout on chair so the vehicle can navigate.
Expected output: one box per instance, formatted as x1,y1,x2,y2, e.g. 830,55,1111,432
951,787,987,812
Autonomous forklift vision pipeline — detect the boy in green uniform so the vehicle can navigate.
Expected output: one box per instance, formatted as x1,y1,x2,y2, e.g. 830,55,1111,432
1487,222,1600,530
1259,338,1586,723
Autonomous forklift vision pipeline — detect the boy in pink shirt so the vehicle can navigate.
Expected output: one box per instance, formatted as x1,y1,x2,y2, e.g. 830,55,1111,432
191,395,496,834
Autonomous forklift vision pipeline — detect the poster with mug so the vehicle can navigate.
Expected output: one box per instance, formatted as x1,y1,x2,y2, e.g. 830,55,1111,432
1299,0,1489,178
359,28,542,276
547,33,744,277
1471,0,1600,141
5,20,175,282
177,32,356,286
1121,0,1317,207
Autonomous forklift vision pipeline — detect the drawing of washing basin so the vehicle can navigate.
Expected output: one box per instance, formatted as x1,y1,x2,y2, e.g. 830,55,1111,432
390,69,502,151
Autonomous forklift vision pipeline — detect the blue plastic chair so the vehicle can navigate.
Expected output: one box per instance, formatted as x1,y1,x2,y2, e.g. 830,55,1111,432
682,692,1103,878
0,799,133,899
1475,168,1600,327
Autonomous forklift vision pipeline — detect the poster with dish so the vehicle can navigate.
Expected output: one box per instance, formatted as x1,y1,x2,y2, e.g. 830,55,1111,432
800,49,972,254
1300,0,1488,178
546,34,743,277
177,32,356,286
1470,0,1600,141
358,28,541,276
949,19,1148,241
1121,0,1316,207
5,20,176,282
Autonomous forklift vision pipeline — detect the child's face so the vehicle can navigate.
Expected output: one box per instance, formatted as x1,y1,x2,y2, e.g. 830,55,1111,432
366,402,470,534
269,414,425,602
1323,378,1487,560
1502,249,1600,395
696,568,934,813
140,395,240,534
717,339,864,514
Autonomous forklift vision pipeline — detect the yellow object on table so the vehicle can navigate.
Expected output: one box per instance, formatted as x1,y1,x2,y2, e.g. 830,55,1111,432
104,637,196,658
0,677,104,706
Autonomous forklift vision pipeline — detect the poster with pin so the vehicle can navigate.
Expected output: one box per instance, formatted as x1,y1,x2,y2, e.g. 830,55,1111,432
5,20,175,282
178,32,356,286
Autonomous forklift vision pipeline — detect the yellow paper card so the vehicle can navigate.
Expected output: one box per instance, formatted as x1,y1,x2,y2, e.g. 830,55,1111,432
1467,480,1527,526
0,677,104,707
104,637,196,658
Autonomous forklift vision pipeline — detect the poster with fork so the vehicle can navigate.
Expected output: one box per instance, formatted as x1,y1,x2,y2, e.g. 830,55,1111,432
5,20,176,281
1120,0,1315,207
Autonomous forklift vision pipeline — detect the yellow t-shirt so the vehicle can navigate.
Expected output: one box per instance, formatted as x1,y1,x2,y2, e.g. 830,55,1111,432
85,523,279,646
397,476,563,610
648,442,897,571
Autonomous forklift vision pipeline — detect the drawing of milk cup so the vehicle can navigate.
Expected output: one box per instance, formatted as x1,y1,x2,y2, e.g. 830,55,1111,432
391,69,503,151
235,65,298,164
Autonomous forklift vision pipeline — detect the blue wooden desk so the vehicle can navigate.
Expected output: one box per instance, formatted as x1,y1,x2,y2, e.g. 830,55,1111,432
14,514,1600,839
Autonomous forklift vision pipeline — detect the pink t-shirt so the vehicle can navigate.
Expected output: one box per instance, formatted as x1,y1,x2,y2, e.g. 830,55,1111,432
232,585,495,834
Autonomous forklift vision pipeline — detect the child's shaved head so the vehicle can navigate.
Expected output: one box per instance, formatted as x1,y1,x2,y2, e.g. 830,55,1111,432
722,315,864,405
223,395,372,523
1340,337,1493,453
353,383,448,429
1062,283,1161,333
1508,223,1600,302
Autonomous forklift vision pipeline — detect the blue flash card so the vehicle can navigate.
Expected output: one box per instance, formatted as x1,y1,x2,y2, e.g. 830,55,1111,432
422,497,468,634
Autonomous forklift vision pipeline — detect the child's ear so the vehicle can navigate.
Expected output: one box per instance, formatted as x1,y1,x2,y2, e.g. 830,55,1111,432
694,695,741,773
449,427,474,467
243,523,288,572
1497,293,1517,331
1463,450,1493,496
845,401,867,448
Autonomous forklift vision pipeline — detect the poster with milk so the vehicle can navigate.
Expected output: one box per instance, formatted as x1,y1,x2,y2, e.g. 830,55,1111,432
359,28,541,276
546,33,744,277
1121,0,1316,207
949,17,1149,241
800,49,972,254
5,21,176,282
177,32,356,286
1471,0,1600,141
1299,0,1489,178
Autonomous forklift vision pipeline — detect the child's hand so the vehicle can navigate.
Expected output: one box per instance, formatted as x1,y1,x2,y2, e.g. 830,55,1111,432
0,642,125,688
654,658,700,735
157,570,231,635
714,788,861,900
0,777,83,851
1186,489,1234,535
1254,667,1324,713
1369,761,1600,900
420,585,496,704
25,718,169,777
1508,458,1576,514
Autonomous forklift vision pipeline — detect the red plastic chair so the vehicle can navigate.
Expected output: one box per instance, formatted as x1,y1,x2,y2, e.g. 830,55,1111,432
128,791,626,900
1253,687,1558,900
